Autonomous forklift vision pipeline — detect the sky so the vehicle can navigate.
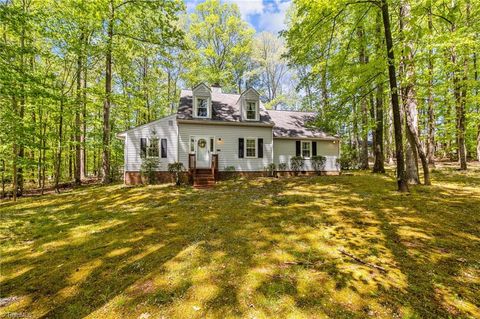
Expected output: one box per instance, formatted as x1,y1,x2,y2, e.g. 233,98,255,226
185,0,291,34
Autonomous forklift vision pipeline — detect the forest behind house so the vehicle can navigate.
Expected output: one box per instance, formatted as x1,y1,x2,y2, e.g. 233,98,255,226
1,0,479,199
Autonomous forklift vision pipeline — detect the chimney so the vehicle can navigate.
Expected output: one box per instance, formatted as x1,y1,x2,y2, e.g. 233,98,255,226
211,82,222,94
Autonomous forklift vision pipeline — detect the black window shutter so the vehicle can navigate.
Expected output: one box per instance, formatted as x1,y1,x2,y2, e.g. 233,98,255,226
295,141,301,156
238,138,244,158
161,139,167,158
258,138,263,158
312,141,317,156
140,138,147,158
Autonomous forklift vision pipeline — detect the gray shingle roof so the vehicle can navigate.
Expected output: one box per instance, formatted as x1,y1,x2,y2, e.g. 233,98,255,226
177,90,273,124
177,90,338,140
267,110,337,140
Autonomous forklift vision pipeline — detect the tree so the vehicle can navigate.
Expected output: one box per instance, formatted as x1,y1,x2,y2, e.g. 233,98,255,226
253,32,288,104
186,0,254,91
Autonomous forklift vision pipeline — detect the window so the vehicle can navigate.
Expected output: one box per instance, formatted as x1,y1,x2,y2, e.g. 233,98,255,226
148,137,159,158
190,137,195,153
196,98,208,117
161,139,167,158
246,101,257,120
301,141,311,158
245,138,257,158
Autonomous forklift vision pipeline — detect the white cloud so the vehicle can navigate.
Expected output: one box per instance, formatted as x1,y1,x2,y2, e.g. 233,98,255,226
228,0,265,20
187,0,291,34
257,0,290,33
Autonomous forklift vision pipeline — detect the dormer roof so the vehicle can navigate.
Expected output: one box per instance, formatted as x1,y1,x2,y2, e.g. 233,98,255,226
177,89,272,125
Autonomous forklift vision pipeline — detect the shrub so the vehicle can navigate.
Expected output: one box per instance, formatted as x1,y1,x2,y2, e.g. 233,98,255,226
337,149,358,170
278,162,287,171
290,156,304,175
265,163,276,177
140,157,160,184
168,162,185,186
311,155,327,175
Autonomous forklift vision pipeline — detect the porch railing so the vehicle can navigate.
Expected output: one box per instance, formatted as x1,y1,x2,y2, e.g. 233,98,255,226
212,154,219,181
188,153,196,183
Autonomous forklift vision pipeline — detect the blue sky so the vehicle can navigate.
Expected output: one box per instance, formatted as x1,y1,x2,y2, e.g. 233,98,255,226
185,0,291,34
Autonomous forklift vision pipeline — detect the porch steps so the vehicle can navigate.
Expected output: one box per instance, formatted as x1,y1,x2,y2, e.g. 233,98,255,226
193,169,216,189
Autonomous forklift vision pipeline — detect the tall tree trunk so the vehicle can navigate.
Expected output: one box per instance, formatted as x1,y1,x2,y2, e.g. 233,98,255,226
399,2,419,184
357,26,369,170
426,3,436,167
380,0,408,192
474,51,480,162
81,54,87,179
74,33,83,185
400,1,430,185
373,80,385,173
373,13,385,173
102,1,114,184
55,96,64,193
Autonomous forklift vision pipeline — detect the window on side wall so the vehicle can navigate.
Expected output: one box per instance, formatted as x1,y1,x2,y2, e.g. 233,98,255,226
301,141,311,158
148,137,159,158
246,101,257,120
197,98,208,117
245,138,257,158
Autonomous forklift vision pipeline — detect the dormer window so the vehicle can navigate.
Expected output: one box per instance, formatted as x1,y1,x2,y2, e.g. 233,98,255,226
246,101,257,120
197,98,208,117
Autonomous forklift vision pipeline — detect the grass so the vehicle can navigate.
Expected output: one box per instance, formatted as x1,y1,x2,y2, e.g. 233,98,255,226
1,165,479,319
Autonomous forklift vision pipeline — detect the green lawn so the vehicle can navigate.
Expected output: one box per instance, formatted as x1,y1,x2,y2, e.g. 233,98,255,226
1,166,479,319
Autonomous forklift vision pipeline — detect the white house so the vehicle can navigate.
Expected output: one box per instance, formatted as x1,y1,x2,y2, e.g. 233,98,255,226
117,83,340,187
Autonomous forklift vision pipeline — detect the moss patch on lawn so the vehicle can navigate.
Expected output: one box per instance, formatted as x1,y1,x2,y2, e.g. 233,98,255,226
1,166,479,318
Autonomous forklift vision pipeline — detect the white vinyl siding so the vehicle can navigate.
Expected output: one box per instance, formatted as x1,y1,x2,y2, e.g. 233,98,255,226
178,123,272,171
123,115,178,171
274,139,340,171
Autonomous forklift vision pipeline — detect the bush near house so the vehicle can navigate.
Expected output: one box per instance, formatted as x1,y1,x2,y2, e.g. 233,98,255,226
168,162,186,186
290,156,305,175
140,157,160,184
311,155,327,175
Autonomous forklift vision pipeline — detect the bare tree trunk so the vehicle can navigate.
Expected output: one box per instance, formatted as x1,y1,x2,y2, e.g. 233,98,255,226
102,1,114,184
357,26,369,170
426,4,436,167
74,33,83,186
474,52,480,162
400,1,430,185
54,96,64,193
373,13,385,173
1,160,5,199
80,56,87,179
373,80,385,173
381,0,408,192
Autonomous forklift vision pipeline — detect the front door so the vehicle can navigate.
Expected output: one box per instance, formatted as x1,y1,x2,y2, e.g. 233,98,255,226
196,137,211,168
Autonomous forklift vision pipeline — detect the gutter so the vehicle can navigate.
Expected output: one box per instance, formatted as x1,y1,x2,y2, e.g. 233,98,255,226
177,119,275,128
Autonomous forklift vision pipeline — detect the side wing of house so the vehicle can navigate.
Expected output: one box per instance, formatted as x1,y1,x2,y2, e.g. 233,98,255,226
273,138,340,172
117,115,178,183
268,110,340,172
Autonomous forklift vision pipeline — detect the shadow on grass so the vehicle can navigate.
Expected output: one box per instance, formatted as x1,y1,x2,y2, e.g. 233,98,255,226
0,170,479,318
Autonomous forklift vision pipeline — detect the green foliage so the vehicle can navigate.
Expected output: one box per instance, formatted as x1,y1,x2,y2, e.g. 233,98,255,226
184,0,254,91
265,163,276,177
337,149,359,170
140,157,160,184
311,155,327,174
290,156,304,174
167,162,185,186
278,162,288,171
